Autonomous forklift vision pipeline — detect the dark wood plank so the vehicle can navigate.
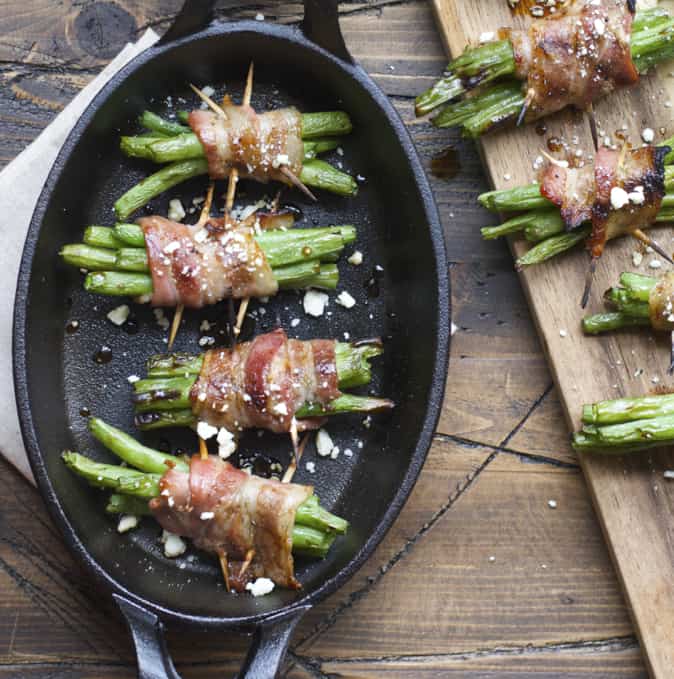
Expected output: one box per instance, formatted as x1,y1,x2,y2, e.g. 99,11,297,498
296,451,632,659
306,642,647,678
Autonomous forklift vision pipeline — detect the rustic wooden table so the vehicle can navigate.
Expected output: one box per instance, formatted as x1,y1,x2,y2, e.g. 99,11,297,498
0,1,649,677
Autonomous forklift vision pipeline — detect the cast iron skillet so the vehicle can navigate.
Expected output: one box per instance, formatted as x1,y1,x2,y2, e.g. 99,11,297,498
13,1,450,676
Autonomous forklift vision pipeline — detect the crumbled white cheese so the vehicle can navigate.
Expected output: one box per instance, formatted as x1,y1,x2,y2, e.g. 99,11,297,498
642,127,655,143
217,427,236,458
348,250,363,266
201,85,215,97
650,259,663,269
153,308,170,331
127,375,140,384
200,511,215,520
336,291,356,309
161,530,187,558
274,403,289,416
664,470,674,479
303,289,329,317
305,461,316,474
628,187,645,205
255,12,265,21
246,577,275,596
610,186,629,210
451,322,458,336
194,228,208,243
291,318,300,328
163,241,181,255
168,198,186,222
593,18,605,35
316,429,335,457
107,304,130,326
233,199,267,222
272,153,290,168
200,319,212,332
548,499,557,509
479,31,495,43
199,335,215,347
559,329,567,338
117,514,139,533
197,420,218,440
632,251,643,267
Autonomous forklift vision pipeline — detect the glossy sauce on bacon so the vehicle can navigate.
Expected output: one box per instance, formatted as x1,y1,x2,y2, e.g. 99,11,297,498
538,143,668,257
508,0,638,122
150,456,312,590
188,106,304,184
539,161,595,229
588,145,668,258
139,214,280,308
190,329,340,433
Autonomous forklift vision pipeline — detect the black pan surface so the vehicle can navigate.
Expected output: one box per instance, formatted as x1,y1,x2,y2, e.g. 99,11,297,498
14,18,449,628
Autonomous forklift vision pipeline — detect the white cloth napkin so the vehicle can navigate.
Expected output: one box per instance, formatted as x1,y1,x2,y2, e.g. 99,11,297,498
1,30,159,483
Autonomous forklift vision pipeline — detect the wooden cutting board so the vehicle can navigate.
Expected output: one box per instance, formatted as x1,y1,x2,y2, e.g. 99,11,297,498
430,2,674,676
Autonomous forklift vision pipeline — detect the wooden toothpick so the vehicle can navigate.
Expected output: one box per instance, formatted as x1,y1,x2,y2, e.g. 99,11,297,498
167,184,215,348
238,548,255,578
218,550,231,592
190,83,228,119
632,228,674,265
199,437,208,460
517,87,535,127
230,62,255,338
282,421,310,483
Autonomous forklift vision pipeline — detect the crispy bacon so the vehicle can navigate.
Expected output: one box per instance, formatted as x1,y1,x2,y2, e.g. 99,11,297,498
188,106,304,184
190,328,340,433
539,161,595,229
139,214,278,308
509,0,638,122
648,272,674,330
149,456,313,590
538,144,668,257
588,145,668,258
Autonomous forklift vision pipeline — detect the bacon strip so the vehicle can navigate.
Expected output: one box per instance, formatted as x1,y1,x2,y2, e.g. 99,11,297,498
539,161,595,230
588,145,668,258
509,0,638,122
139,215,278,308
649,272,674,331
188,106,304,184
538,144,668,255
149,456,313,591
190,328,340,433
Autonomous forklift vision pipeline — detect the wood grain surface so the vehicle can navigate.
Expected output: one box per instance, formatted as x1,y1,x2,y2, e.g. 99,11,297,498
430,1,674,677
0,0,655,677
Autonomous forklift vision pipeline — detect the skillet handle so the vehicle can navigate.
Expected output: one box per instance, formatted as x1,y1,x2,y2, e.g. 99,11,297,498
301,0,354,64
115,594,182,679
116,593,309,679
158,0,216,45
236,606,311,679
